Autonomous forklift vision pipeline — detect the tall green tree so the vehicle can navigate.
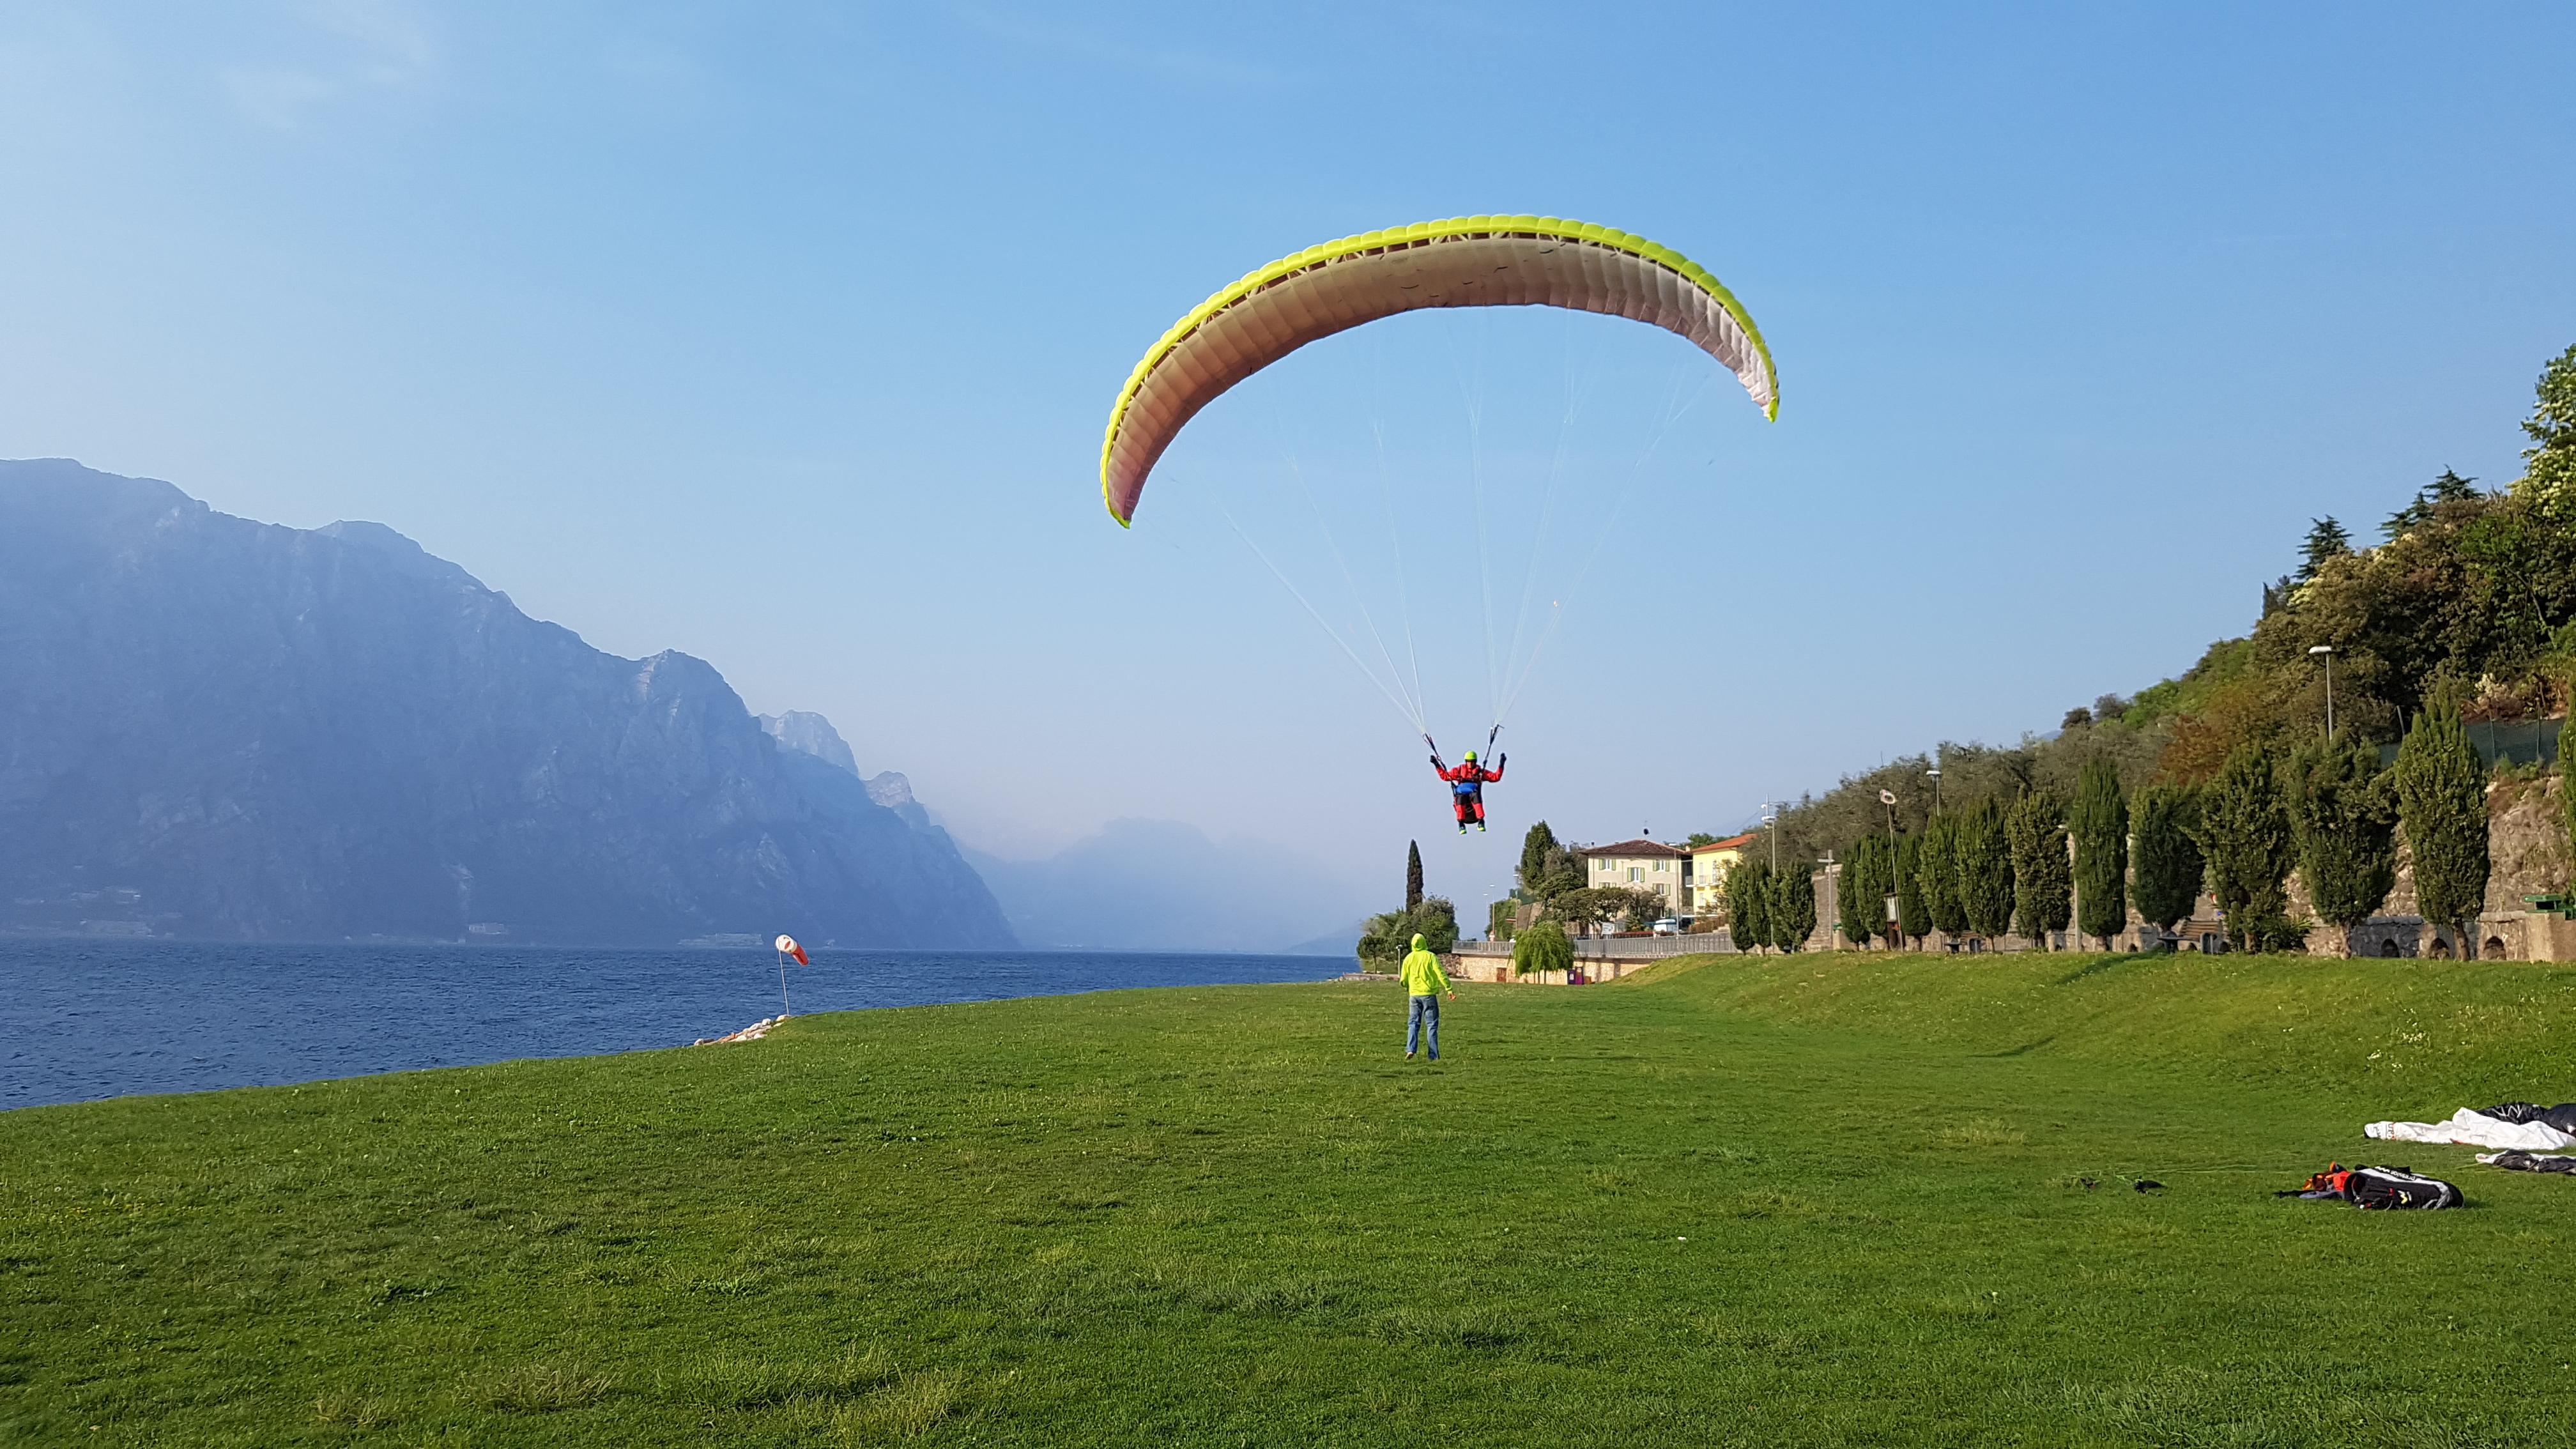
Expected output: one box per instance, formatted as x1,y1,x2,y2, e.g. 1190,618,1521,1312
1837,837,1888,947
2561,714,2576,891
2296,516,2352,581
2513,343,2576,515
1727,859,1771,954
1404,841,1423,914
1860,833,1897,945
1770,863,1816,952
2131,785,2205,942
1954,799,2016,942
2197,740,2296,952
2006,792,2071,948
1920,813,1967,941
2071,758,2130,948
2395,702,2492,956
1517,822,1579,899
2289,733,2397,957
1894,832,1930,947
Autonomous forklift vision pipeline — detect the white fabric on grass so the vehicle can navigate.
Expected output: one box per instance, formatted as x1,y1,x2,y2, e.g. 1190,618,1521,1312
2366,1108,2576,1151
2476,1151,2576,1165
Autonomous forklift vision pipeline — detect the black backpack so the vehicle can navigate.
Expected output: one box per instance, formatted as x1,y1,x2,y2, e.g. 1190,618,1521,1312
2283,1163,2463,1210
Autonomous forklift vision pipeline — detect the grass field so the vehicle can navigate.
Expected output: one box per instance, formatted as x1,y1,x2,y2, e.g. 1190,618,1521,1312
6,950,2576,1446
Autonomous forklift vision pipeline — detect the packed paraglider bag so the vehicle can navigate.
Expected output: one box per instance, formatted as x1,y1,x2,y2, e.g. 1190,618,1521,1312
2278,1163,2462,1210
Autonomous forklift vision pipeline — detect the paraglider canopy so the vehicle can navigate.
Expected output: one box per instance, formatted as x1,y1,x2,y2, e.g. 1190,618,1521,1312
1099,215,1777,526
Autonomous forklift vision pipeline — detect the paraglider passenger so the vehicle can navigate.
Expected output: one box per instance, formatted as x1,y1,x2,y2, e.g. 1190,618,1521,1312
1432,748,1505,833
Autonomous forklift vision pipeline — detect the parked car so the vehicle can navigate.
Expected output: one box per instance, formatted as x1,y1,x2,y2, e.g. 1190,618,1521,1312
1651,917,1680,936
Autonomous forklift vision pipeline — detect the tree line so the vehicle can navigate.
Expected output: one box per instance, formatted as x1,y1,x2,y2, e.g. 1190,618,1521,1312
1725,705,2496,957
1717,344,2576,954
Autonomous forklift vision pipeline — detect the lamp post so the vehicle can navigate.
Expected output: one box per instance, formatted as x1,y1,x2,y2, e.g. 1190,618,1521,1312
2308,645,2336,739
1926,767,1943,814
1878,788,1901,941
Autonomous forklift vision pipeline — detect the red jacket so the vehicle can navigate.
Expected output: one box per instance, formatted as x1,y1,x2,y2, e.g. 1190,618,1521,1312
1436,760,1503,785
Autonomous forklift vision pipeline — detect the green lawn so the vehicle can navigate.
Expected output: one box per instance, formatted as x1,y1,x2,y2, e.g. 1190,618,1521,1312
7,951,2576,1446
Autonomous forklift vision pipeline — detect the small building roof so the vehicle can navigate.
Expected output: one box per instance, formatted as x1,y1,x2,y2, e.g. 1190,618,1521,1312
1579,838,1687,859
1689,832,1758,854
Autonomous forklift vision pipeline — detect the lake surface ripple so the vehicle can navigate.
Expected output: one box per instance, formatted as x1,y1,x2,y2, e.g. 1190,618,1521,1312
1,941,1346,1109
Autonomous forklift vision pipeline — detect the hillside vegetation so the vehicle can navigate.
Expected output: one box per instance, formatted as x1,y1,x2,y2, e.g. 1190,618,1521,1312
7,956,2575,1445
1763,343,2576,865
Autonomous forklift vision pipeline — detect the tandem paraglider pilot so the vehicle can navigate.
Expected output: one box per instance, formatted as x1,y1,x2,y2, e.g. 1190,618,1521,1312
1432,747,1504,834
1400,933,1455,1061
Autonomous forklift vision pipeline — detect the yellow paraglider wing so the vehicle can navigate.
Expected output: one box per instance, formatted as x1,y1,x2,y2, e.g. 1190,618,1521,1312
1099,215,1777,526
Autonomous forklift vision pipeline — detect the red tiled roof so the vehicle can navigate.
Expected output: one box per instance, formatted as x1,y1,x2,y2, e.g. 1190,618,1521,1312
1578,838,1686,858
1689,832,1758,853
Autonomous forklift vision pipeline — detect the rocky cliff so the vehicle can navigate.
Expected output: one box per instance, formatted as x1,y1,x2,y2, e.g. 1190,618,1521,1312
0,459,1015,947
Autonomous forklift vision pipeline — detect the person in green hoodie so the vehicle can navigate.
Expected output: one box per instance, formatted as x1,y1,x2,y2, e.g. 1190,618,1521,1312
1399,933,1455,1061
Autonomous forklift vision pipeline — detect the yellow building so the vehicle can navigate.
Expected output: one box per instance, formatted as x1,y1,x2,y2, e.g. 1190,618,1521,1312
1686,832,1759,915
1579,838,1689,916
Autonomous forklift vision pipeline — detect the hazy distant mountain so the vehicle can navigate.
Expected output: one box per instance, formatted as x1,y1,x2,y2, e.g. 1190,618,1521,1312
757,710,859,776
966,819,1376,953
1278,923,1367,958
0,458,1013,947
756,712,935,829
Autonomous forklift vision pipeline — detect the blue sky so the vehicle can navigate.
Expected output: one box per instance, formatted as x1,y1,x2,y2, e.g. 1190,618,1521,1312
4,3,2572,910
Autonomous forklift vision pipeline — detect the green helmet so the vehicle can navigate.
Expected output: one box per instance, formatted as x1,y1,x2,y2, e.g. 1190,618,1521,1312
1463,750,1478,762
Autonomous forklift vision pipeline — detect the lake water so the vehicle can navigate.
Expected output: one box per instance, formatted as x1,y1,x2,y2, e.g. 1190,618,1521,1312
0,940,1350,1110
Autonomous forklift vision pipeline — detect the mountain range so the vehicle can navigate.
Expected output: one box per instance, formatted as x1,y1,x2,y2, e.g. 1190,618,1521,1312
965,819,1375,954
0,459,1013,947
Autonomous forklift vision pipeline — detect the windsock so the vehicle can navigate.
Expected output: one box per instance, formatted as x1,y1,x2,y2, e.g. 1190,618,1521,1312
774,933,809,965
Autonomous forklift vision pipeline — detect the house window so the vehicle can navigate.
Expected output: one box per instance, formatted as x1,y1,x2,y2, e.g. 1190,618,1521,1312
1628,866,1642,882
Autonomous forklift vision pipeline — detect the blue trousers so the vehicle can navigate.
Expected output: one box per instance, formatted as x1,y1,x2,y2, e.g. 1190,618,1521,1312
1406,993,1441,1058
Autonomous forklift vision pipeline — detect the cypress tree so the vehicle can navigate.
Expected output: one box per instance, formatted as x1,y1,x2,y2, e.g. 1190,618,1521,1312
1836,840,1871,947
1728,859,1770,955
2562,715,2576,889
1839,836,1891,948
2131,784,2205,941
1894,832,1930,947
1954,798,2016,942
1517,822,1560,895
1862,833,1896,946
2071,758,2130,948
1405,840,1424,914
2007,792,2071,948
2197,740,2296,952
2395,703,2491,955
2290,732,2396,956
1771,862,1817,952
1921,813,1966,942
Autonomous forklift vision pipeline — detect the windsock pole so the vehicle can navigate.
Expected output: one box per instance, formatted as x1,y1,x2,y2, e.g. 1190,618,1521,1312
776,946,791,1017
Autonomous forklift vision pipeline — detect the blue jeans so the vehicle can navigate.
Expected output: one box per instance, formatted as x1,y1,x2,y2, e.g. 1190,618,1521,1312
1406,993,1441,1058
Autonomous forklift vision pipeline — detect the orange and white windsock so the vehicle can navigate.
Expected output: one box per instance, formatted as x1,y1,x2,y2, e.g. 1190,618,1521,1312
774,934,809,965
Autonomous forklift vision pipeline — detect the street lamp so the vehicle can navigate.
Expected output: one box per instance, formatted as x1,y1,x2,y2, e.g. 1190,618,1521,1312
1926,767,1942,814
2308,645,2336,739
